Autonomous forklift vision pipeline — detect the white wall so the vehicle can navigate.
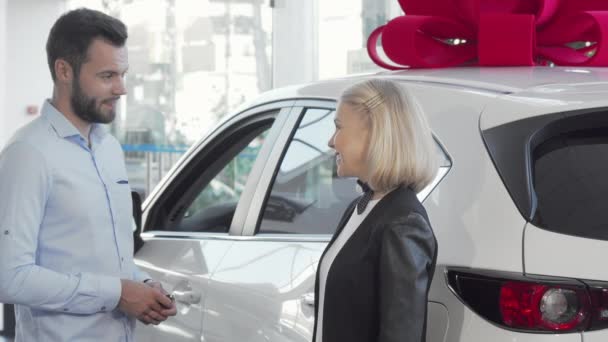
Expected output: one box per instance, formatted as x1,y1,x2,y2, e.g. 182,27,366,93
0,2,66,328
1,0,65,147
0,2,5,331
0,0,6,149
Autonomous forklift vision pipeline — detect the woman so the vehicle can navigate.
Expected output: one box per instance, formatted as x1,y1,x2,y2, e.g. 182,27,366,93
313,78,438,342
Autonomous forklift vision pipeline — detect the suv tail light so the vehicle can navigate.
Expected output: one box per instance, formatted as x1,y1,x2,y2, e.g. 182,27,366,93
499,282,588,330
447,270,608,332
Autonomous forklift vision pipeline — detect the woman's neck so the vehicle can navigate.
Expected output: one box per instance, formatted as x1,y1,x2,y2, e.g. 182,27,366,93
371,191,386,201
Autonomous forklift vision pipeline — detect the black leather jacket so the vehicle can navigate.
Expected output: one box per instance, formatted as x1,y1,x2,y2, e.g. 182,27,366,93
312,185,437,342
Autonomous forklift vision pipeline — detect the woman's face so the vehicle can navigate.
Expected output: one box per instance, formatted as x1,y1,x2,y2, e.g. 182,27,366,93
328,102,370,180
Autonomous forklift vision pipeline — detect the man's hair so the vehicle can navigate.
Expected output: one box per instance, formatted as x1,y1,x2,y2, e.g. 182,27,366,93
339,78,438,193
46,8,127,81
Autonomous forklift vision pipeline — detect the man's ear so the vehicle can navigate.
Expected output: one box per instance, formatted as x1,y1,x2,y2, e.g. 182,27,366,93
54,59,74,83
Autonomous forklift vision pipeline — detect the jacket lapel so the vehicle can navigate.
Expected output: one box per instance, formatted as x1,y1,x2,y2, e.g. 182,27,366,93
312,198,356,342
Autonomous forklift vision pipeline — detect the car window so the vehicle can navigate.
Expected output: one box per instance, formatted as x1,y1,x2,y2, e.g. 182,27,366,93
533,128,608,240
257,108,359,234
172,128,270,233
186,131,267,213
141,110,279,235
256,107,452,235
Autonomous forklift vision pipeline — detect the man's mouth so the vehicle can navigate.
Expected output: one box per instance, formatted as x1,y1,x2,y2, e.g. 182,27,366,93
102,98,119,109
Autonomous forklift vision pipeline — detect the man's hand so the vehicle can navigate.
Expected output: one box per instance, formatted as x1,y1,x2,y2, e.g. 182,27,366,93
118,279,175,325
144,280,177,319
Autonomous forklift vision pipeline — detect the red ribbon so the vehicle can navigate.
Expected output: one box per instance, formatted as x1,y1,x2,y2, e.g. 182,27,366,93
367,0,608,68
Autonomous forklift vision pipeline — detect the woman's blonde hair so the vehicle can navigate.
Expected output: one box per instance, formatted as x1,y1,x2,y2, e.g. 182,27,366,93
339,78,438,193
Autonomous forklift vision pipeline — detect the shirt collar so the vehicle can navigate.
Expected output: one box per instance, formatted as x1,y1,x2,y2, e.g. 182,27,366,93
90,122,109,145
42,100,109,143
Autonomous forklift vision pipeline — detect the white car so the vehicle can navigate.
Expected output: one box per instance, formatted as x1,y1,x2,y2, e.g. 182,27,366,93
134,66,608,342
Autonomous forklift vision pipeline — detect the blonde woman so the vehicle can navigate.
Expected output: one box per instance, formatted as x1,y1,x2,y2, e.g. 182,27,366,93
313,78,438,342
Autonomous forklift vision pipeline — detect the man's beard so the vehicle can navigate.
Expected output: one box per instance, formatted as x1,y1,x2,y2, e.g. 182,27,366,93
70,77,117,124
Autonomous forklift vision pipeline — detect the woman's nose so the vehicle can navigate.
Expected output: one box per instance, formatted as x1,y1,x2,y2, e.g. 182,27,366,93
328,136,335,149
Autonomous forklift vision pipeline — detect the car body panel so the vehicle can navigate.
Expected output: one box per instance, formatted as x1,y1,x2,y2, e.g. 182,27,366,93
584,329,608,341
242,67,608,113
406,84,526,272
134,238,233,341
480,83,608,130
201,239,325,342
427,302,449,342
134,67,608,341
524,223,608,281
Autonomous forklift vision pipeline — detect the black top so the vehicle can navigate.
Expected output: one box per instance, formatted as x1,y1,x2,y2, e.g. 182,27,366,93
312,185,437,342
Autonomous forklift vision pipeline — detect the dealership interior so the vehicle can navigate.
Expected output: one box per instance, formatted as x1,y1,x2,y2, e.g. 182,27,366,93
0,0,403,340
5,0,608,340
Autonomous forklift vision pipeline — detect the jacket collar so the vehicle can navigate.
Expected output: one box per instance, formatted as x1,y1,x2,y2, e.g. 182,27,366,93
331,185,422,241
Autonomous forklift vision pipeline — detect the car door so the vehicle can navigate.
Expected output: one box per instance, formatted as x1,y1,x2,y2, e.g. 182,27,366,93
200,102,354,342
133,101,296,342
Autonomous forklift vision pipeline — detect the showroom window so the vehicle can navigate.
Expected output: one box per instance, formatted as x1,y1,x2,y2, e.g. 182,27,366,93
317,0,402,79
68,0,273,197
67,0,402,197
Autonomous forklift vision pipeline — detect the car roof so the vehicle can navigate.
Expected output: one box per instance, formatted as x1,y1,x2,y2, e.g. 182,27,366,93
243,66,608,110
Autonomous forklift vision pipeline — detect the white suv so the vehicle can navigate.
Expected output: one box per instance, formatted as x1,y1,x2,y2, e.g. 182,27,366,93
134,66,608,342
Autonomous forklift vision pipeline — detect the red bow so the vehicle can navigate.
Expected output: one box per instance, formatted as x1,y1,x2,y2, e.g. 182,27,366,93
367,0,608,68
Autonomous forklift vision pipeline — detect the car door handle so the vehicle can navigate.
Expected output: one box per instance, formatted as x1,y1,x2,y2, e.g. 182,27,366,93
301,292,315,306
172,289,202,304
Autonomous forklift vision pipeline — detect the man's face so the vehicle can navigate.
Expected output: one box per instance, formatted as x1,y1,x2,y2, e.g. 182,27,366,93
70,39,128,124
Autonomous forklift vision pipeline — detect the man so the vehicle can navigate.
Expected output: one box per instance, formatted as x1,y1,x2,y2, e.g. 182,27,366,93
0,8,176,341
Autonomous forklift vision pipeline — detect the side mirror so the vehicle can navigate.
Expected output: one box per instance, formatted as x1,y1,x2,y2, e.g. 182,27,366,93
132,191,144,254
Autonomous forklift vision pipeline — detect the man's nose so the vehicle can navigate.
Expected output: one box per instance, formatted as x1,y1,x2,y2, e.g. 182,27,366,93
113,77,127,95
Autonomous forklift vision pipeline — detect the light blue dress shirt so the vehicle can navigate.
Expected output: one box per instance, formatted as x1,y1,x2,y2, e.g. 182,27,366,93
0,101,149,341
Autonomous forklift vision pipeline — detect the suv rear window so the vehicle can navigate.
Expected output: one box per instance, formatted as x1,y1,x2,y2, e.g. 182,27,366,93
482,108,608,241
533,128,608,240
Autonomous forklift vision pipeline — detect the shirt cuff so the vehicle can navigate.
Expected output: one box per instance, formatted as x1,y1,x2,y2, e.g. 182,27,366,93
133,268,151,283
96,274,122,312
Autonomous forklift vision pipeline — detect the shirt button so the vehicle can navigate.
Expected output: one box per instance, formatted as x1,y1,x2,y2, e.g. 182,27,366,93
121,257,124,262
63,308,69,312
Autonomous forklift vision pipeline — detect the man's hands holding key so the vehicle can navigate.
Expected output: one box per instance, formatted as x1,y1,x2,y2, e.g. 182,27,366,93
118,279,177,325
